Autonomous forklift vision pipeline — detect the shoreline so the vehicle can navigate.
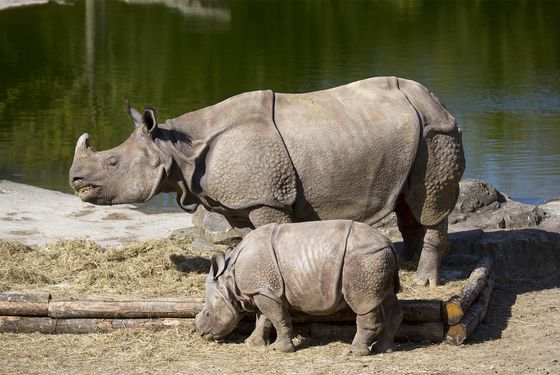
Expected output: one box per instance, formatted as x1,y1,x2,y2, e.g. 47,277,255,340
0,180,192,248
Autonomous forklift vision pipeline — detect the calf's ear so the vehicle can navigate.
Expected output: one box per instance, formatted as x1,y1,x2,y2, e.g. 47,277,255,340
210,252,227,280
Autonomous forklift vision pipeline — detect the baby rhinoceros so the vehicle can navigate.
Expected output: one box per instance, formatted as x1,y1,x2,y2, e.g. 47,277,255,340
195,220,403,356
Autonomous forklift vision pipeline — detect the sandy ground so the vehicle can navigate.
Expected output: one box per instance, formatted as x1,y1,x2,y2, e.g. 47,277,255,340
0,277,558,374
1,180,559,374
0,180,192,247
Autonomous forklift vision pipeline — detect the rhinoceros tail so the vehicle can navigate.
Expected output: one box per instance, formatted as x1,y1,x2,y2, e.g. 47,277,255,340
389,243,401,294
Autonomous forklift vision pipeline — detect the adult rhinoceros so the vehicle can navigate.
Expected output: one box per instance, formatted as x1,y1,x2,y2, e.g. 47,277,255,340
69,77,465,286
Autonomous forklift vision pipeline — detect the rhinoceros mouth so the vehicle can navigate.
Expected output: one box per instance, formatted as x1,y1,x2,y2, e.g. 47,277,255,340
76,185,101,200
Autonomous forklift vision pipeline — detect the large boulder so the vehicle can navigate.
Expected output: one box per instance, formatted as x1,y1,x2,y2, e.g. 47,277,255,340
449,179,549,231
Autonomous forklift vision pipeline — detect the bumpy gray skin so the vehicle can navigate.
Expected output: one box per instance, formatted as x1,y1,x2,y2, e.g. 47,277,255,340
195,220,403,355
69,77,465,286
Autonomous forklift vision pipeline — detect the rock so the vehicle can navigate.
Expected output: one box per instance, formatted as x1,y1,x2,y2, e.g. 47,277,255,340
192,206,239,244
455,179,505,214
449,229,560,279
449,180,550,232
191,237,231,253
538,200,560,233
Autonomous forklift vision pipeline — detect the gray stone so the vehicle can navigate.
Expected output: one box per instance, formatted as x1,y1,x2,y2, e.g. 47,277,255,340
449,180,550,232
455,179,505,214
192,206,238,244
449,229,560,279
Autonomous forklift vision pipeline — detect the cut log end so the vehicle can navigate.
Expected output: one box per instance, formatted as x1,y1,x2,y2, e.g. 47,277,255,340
444,302,464,326
446,324,467,345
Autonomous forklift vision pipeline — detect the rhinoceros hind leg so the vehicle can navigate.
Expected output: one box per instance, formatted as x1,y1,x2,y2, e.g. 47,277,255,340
245,312,272,347
249,206,293,227
395,195,426,261
347,306,383,356
372,293,402,354
252,294,295,353
414,218,448,287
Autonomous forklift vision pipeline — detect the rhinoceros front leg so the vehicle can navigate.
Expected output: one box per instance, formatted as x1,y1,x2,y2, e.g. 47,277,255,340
245,311,272,347
252,294,295,353
414,218,448,287
249,206,293,227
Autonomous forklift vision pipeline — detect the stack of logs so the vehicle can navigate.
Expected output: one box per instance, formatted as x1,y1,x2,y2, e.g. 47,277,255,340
0,257,494,345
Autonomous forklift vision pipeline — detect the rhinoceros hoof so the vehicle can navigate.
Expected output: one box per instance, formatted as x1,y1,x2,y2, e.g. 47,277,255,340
245,334,267,347
269,340,295,353
413,273,439,288
372,341,395,354
345,345,371,357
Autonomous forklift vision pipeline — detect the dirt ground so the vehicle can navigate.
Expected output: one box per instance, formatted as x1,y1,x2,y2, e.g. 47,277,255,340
1,181,559,374
1,238,559,374
0,277,558,374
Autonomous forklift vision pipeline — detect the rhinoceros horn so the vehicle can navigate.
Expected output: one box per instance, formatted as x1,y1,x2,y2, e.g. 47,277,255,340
73,133,92,160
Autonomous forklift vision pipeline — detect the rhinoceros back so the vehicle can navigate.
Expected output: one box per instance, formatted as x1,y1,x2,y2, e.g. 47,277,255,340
274,77,421,224
273,220,353,314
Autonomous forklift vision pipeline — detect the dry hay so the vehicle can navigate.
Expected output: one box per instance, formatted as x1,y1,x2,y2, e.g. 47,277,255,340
1,232,473,302
0,229,210,299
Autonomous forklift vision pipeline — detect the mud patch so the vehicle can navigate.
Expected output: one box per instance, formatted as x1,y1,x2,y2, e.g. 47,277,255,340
8,230,39,236
102,213,130,221
70,208,95,218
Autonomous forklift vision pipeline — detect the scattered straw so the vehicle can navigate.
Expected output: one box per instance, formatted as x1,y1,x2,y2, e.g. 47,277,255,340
0,236,211,299
0,235,473,301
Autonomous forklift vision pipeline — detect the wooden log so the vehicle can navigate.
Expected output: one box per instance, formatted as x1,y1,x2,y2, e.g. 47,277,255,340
0,316,56,333
0,292,51,317
0,315,443,342
396,321,445,342
45,296,439,322
400,300,442,322
235,321,444,342
48,299,204,319
444,256,493,325
0,316,193,334
290,299,442,323
446,278,495,345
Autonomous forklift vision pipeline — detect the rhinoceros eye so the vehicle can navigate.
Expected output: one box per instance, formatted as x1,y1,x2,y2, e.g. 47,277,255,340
107,156,119,168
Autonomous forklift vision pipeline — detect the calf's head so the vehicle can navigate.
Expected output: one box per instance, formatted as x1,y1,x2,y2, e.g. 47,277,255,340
196,252,242,341
69,105,172,205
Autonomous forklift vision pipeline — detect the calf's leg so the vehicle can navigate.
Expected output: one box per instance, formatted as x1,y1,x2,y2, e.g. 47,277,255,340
372,293,403,354
245,311,272,347
347,306,383,356
252,294,295,353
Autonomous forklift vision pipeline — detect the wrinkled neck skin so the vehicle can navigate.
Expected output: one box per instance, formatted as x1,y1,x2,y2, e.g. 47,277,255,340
218,246,257,313
153,127,201,213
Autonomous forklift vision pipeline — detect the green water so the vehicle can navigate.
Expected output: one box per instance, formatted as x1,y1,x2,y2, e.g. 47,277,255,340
1,0,559,208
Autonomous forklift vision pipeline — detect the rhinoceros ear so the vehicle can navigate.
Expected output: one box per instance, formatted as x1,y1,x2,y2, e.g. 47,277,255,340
124,100,144,127
210,252,227,280
142,107,158,134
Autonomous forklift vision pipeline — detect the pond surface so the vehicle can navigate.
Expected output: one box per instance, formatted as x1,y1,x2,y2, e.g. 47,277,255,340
1,0,559,209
